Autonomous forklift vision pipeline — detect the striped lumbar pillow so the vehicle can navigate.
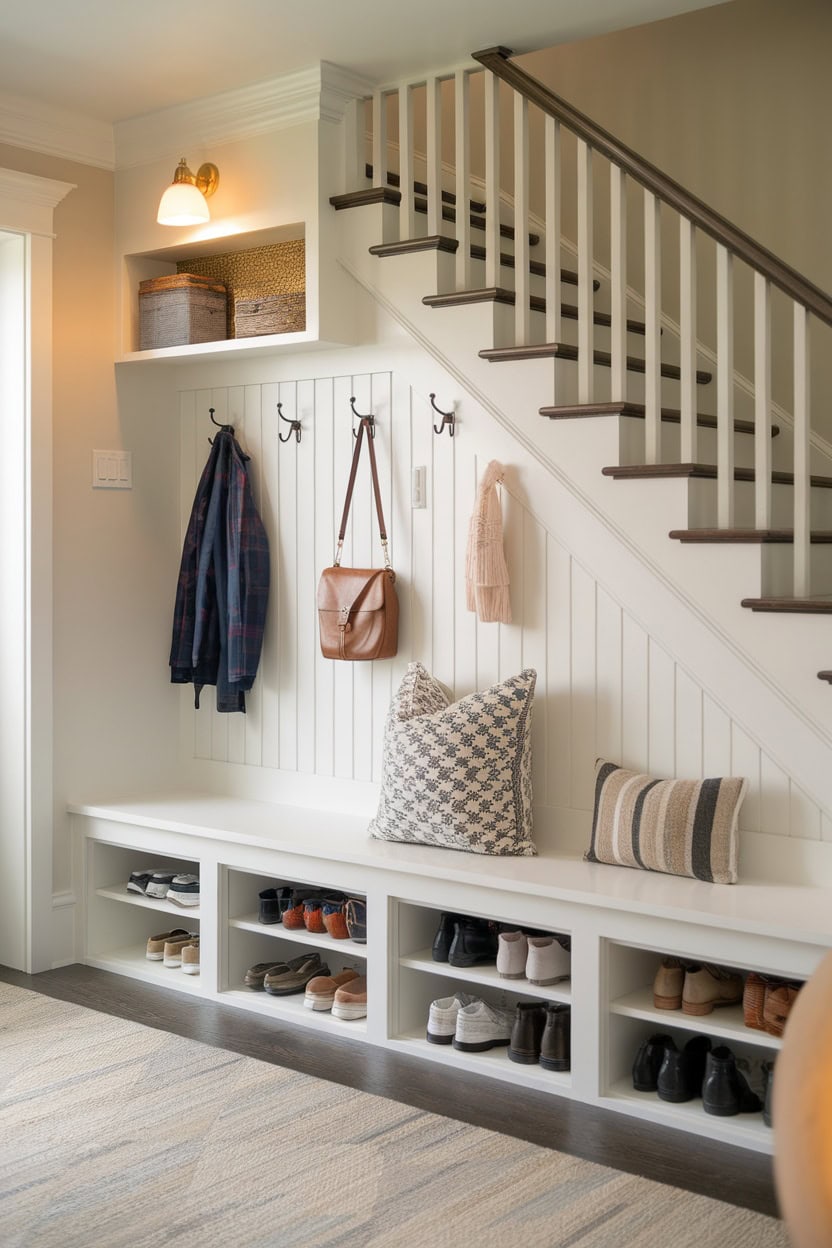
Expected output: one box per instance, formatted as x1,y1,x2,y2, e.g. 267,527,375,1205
585,759,747,885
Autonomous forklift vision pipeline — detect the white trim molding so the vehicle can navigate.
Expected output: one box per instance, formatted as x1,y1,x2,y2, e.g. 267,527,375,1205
0,90,114,171
0,169,76,237
115,61,375,169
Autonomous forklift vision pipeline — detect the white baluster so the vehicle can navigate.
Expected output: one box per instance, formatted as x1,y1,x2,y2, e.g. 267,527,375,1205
372,90,386,188
679,217,698,462
514,92,530,346
644,189,661,463
484,71,501,289
793,304,811,596
398,83,415,241
425,75,442,237
455,69,472,291
544,115,561,347
577,139,594,403
342,96,365,192
610,165,627,401
716,245,734,527
754,272,772,530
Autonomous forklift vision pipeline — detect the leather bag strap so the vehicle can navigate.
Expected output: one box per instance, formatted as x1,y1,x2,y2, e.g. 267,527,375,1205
334,418,391,567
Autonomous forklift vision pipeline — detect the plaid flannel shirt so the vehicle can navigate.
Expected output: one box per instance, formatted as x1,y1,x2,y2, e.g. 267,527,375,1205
170,429,269,712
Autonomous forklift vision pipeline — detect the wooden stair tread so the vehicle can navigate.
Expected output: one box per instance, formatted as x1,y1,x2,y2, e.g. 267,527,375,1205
330,187,401,210
364,164,487,213
540,401,779,438
741,597,832,613
602,463,832,487
818,671,832,683
367,236,599,290
479,342,712,384
423,287,647,334
416,200,540,245
669,528,832,543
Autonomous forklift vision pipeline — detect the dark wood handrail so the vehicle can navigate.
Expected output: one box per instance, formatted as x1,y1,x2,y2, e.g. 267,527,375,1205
473,47,832,329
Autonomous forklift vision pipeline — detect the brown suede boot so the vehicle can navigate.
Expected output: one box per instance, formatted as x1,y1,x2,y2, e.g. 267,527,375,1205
682,964,743,1015
653,957,684,1010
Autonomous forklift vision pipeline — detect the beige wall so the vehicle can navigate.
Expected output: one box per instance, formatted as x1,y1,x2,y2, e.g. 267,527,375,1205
0,144,180,899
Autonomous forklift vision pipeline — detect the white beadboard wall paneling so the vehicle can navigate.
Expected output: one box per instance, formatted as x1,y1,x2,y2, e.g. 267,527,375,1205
570,560,596,811
260,382,281,771
546,535,572,807
314,377,336,777
177,366,826,850
243,384,264,769
521,508,548,808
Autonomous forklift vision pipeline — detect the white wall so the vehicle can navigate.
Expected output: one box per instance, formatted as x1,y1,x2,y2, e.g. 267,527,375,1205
172,339,830,882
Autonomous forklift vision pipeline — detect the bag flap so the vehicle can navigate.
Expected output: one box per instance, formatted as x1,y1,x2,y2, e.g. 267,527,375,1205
317,567,387,613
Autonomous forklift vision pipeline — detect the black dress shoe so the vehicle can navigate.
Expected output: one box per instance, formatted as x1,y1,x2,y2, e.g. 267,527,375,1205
632,1033,673,1092
508,1002,547,1065
431,913,461,962
448,918,498,967
702,1046,762,1116
539,1003,571,1071
657,1034,711,1102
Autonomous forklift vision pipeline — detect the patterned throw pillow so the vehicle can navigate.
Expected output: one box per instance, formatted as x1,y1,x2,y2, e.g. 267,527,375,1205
369,663,537,856
585,759,747,885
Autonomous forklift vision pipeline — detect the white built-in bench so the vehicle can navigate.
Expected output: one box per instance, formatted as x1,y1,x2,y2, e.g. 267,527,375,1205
69,793,832,1157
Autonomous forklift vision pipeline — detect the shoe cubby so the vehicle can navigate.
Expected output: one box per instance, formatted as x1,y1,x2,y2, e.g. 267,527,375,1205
85,842,201,995
221,924,367,1034
225,868,367,956
396,901,572,1006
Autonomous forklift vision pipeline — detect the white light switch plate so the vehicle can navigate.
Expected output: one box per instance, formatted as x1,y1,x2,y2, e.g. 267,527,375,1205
92,449,132,489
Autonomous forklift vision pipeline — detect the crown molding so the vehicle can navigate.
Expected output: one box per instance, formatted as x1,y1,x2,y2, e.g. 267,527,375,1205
0,90,114,170
0,167,75,211
115,62,375,170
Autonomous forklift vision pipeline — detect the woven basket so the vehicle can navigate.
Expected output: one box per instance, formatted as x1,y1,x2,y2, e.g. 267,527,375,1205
139,273,227,349
176,239,305,337
742,972,768,1031
235,291,306,338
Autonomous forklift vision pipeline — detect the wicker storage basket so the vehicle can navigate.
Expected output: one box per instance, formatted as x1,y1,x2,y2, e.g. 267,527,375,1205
234,291,306,338
139,273,227,350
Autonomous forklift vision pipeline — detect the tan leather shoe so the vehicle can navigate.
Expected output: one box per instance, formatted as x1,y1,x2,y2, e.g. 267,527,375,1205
682,964,743,1015
146,928,191,961
180,943,200,975
331,975,367,1020
163,933,199,968
763,983,801,1036
653,957,684,1010
304,968,360,1011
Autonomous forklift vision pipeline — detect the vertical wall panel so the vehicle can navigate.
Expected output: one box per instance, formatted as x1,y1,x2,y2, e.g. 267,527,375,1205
277,381,298,773
620,614,648,772
702,694,732,779
371,372,395,782
674,667,703,781
790,782,821,841
314,378,336,777
570,561,596,810
332,374,357,779
498,483,523,682
295,378,317,775
453,418,478,700
595,588,622,768
259,382,281,769
226,386,247,767
546,537,572,808
209,388,230,764
243,384,264,769
759,753,791,838
647,640,675,778
350,373,374,783
431,385,456,688
521,510,548,805
731,724,761,832
193,389,214,763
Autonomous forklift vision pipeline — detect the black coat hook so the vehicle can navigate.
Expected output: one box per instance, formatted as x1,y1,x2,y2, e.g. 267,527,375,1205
350,395,376,438
429,393,455,437
277,401,302,445
208,406,235,445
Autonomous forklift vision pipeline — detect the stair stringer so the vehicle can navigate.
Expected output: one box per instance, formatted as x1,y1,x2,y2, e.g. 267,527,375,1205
336,207,832,818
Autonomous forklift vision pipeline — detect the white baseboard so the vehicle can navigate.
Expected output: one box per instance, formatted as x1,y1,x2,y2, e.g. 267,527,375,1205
51,889,76,968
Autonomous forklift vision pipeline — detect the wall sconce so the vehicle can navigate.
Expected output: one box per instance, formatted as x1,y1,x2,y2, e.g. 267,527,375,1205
157,157,220,226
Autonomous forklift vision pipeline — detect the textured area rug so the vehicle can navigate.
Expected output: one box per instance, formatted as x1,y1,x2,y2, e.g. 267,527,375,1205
0,982,787,1248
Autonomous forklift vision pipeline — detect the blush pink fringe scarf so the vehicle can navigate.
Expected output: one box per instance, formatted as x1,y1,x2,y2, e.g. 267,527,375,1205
465,459,511,624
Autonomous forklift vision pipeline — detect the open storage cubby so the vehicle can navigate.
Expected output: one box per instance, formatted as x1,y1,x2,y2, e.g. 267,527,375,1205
85,840,201,995
602,940,784,1149
220,866,368,1035
390,900,573,1093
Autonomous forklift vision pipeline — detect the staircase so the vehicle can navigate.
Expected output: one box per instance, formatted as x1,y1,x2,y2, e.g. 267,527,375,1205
330,47,832,735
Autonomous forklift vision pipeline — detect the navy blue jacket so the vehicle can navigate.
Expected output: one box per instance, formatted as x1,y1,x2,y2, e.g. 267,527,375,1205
170,429,269,712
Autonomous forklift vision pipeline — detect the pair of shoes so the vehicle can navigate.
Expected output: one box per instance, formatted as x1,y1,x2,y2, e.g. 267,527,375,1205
128,867,175,898
258,886,293,924
632,1034,762,1115
262,951,331,995
145,928,200,973
508,1001,571,1071
743,972,802,1038
304,970,367,1020
432,914,497,967
497,931,570,985
166,874,200,907
277,889,365,941
653,958,743,1015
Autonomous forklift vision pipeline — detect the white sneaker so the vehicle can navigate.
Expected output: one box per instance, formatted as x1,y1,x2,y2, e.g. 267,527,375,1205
453,1000,515,1052
427,992,478,1045
526,936,571,986
496,930,528,979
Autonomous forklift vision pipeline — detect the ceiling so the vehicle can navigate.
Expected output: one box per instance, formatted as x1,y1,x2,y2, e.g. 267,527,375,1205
0,0,728,125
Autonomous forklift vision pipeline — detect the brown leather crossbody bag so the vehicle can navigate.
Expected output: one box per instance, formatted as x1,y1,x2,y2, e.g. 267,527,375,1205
317,417,398,661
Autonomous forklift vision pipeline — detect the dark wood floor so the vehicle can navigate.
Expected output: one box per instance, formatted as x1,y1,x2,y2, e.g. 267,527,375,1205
0,963,780,1219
